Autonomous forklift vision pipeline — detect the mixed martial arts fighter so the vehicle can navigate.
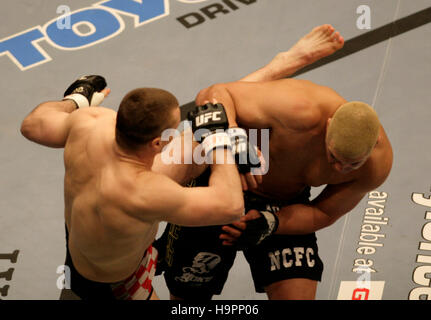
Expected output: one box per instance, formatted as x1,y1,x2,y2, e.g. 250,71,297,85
20,78,245,300
154,25,392,300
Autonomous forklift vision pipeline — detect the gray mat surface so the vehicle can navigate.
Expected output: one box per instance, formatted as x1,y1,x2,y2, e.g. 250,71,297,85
1,0,430,300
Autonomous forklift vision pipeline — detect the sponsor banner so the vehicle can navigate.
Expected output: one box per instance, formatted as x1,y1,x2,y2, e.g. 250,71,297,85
408,191,431,300
0,0,258,71
337,281,385,300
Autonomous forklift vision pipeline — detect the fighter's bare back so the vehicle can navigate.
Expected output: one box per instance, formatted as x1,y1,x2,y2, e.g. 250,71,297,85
63,107,159,283
197,78,393,202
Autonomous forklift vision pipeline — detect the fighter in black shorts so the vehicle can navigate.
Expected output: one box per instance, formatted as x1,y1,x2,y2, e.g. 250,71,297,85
154,169,324,300
155,25,391,300
153,25,352,300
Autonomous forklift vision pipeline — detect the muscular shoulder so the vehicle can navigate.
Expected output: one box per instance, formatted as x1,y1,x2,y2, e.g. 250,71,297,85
68,107,116,134
70,106,115,122
99,170,164,217
300,80,347,115
133,171,181,209
276,97,322,132
64,107,116,162
238,79,323,130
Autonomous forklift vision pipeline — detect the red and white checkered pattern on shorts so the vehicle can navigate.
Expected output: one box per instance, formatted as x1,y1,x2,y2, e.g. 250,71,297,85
110,245,158,300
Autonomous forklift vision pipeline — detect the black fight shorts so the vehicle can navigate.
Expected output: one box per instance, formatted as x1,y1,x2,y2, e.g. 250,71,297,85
154,187,324,298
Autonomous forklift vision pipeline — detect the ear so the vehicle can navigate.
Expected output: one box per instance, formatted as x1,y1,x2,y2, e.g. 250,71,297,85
375,132,382,146
150,137,162,150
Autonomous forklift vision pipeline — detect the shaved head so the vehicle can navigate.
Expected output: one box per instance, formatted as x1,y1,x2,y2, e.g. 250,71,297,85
327,101,380,160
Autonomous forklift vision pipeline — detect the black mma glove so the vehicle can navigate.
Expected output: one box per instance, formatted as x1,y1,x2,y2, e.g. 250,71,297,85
226,127,261,174
235,207,279,249
63,75,107,108
187,102,231,156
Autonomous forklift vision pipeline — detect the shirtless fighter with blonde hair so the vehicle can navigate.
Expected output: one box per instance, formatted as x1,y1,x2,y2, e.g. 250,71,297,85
155,25,392,300
210,84,392,300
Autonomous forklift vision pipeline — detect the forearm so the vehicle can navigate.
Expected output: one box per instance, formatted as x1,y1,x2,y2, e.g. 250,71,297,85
208,149,244,215
274,203,335,235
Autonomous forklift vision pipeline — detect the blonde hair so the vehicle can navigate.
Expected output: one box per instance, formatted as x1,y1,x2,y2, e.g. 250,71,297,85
327,101,380,160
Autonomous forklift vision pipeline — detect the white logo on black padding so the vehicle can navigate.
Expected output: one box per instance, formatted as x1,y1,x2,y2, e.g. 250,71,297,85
175,252,221,283
195,111,222,126
259,210,277,242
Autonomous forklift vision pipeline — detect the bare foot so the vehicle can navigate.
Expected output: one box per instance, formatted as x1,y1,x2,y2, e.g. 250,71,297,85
102,88,111,97
286,24,344,66
240,24,344,81
271,25,344,75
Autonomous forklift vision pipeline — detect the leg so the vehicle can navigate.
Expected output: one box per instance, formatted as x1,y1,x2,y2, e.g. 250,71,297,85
156,224,236,300
265,278,317,300
244,230,323,300
241,24,345,82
